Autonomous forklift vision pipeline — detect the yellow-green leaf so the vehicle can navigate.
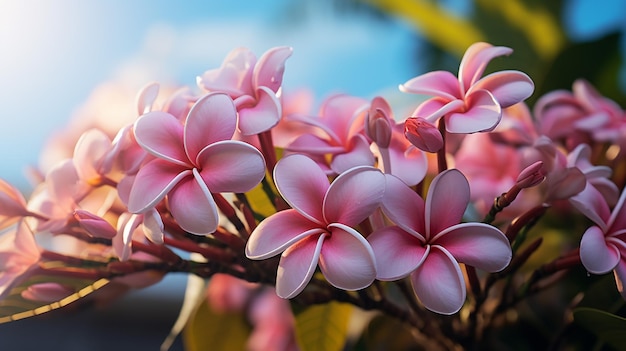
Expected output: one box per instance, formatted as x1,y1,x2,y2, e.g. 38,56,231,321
294,301,353,351
183,298,251,351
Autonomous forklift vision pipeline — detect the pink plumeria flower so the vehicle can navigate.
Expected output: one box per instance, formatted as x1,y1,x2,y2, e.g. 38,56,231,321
197,46,293,135
285,94,375,175
571,185,626,299
368,170,512,314
535,79,625,144
0,221,41,299
246,154,385,298
127,92,266,235
401,42,534,134
567,143,619,206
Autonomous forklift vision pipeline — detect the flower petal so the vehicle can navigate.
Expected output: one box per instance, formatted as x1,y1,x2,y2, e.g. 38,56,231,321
470,71,534,108
246,209,325,259
252,46,293,93
570,185,611,232
274,154,329,224
73,129,111,181
608,188,626,233
368,226,427,280
237,86,282,135
380,174,425,239
196,47,255,97
580,226,620,274
400,71,460,100
330,135,376,174
136,81,160,115
134,111,189,166
276,233,325,299
168,169,219,235
127,159,190,213
458,42,512,92
446,90,501,133
425,169,469,239
185,92,237,162
432,223,511,272
411,246,466,315
197,140,266,193
323,166,385,226
319,223,376,290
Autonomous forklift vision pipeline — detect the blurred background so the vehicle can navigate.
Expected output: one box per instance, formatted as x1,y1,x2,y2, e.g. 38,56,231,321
0,0,624,350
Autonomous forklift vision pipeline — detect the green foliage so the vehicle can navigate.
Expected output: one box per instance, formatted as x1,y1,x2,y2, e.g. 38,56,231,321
294,301,354,351
183,298,251,351
573,307,626,351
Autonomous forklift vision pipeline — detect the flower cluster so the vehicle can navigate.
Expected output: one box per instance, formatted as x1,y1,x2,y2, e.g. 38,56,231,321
1,42,626,350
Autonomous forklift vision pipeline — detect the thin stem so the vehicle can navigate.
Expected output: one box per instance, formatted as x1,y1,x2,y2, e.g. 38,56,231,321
437,119,447,173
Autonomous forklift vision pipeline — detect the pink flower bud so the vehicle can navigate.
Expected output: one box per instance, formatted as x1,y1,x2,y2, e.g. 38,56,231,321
516,161,545,189
74,209,117,239
365,97,393,148
404,117,443,153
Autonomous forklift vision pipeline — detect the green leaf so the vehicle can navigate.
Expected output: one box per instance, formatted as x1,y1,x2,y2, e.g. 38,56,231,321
573,307,626,351
294,301,353,351
183,298,251,351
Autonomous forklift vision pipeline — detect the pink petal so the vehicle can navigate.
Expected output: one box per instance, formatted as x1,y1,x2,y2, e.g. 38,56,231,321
286,134,344,154
458,42,512,92
386,141,428,187
184,93,237,162
411,245,466,315
276,233,325,298
168,169,219,235
580,226,619,274
134,111,189,167
368,226,427,280
237,86,282,135
0,179,29,218
330,135,376,174
446,90,501,133
323,166,385,226
425,169,469,239
252,46,293,93
73,129,111,181
136,81,160,115
470,71,534,108
143,208,164,244
400,70,461,100
246,209,325,259
127,159,190,213
608,188,626,233
545,167,586,201
274,154,329,224
318,223,377,290
570,185,611,231
197,47,255,97
432,223,511,272
380,174,425,240
197,140,265,193
46,160,80,210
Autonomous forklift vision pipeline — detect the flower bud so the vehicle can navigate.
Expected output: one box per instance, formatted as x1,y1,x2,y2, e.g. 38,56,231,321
404,117,443,153
516,161,545,189
365,97,393,148
74,209,117,239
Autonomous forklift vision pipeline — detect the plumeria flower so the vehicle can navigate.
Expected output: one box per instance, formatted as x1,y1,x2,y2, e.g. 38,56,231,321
197,46,293,135
246,154,385,298
571,185,626,299
535,79,626,144
285,94,375,174
401,42,534,135
368,169,512,314
0,221,41,299
127,92,266,235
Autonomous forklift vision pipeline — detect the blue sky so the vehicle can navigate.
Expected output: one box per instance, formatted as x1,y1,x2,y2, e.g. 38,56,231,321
0,0,624,191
